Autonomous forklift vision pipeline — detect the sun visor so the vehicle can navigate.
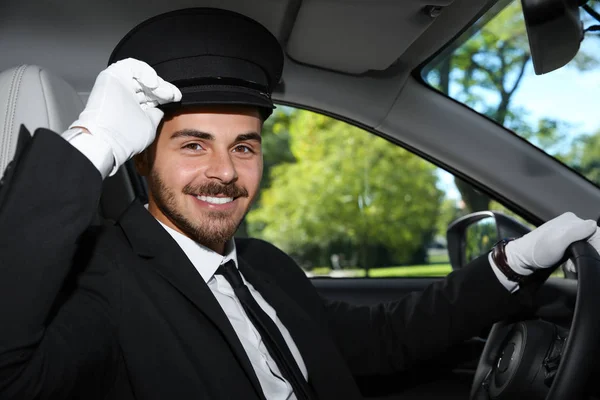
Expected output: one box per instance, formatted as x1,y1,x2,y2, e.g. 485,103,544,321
286,0,455,74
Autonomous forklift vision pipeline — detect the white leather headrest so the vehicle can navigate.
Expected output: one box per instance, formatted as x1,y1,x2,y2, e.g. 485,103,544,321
0,65,83,173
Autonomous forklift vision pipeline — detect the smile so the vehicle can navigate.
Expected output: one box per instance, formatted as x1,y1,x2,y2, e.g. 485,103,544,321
196,195,234,205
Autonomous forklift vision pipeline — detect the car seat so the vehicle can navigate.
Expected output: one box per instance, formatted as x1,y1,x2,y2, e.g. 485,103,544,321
0,64,142,220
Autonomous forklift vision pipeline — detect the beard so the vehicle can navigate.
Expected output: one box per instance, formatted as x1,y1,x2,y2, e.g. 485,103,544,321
148,169,249,250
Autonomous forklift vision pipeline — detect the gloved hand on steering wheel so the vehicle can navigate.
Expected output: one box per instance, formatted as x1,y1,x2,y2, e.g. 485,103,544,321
491,212,599,290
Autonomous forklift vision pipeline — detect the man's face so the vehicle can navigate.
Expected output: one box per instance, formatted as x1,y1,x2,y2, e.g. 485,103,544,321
138,105,263,254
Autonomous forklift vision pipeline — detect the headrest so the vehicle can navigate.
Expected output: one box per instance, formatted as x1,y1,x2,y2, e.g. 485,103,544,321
0,65,83,174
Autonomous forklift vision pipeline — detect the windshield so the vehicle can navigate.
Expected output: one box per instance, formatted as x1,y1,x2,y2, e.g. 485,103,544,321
423,0,600,186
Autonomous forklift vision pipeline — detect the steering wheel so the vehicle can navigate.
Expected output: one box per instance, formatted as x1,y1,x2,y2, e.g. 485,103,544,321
470,241,600,400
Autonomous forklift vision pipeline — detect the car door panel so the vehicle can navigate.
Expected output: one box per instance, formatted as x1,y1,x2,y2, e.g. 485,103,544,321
312,277,473,398
311,276,577,399
311,277,441,305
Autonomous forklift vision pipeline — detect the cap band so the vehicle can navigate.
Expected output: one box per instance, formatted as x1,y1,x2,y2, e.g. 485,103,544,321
153,55,270,89
173,77,270,97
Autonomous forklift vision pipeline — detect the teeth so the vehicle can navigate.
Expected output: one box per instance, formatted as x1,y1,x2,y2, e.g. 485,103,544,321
197,195,234,205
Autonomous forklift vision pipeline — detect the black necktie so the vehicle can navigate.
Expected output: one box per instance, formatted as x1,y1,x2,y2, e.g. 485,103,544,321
216,260,316,400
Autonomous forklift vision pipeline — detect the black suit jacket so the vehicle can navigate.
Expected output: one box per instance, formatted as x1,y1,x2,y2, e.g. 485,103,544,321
0,128,536,399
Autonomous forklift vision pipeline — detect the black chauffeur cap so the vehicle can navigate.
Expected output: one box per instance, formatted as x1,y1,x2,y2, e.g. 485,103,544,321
108,8,284,118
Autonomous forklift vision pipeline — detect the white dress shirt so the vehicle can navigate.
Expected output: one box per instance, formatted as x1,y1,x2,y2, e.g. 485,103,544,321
156,221,308,400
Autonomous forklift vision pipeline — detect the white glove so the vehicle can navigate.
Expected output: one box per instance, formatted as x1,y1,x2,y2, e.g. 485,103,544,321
506,212,597,276
565,225,600,273
69,58,182,176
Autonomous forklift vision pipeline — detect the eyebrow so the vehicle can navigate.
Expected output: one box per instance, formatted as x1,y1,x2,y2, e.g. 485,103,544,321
170,129,262,143
170,129,214,141
235,132,262,144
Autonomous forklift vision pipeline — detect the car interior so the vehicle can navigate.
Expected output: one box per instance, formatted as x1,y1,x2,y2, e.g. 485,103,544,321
2,0,600,398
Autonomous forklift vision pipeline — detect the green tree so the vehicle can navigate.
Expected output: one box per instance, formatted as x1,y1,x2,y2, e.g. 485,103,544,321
260,107,297,189
427,0,599,212
565,130,600,185
246,110,443,270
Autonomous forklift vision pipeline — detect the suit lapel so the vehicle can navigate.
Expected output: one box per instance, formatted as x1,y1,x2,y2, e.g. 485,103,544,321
117,200,266,400
237,258,362,400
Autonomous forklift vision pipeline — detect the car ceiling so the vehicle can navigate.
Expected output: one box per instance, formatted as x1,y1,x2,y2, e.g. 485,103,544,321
1,0,486,107
3,0,600,222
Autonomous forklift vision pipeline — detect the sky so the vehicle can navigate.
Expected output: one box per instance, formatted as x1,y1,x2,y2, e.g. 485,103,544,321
512,38,600,135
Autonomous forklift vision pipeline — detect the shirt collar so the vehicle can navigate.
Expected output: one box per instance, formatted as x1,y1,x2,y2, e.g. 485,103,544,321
146,207,238,283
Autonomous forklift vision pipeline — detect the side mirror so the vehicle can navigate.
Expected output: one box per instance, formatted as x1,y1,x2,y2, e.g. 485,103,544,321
521,0,583,74
447,211,532,270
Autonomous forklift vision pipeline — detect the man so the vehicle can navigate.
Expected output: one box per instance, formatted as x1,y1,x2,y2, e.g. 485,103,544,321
0,7,598,400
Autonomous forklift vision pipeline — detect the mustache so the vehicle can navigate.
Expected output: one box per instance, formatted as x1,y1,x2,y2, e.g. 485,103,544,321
183,181,248,199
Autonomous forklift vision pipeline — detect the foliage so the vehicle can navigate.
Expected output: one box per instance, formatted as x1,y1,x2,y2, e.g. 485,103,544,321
564,130,600,186
451,2,530,121
427,0,599,213
247,110,444,268
260,107,297,189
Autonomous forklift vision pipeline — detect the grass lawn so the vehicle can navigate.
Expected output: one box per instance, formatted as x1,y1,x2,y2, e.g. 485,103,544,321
310,264,452,278
309,263,565,278
368,264,452,277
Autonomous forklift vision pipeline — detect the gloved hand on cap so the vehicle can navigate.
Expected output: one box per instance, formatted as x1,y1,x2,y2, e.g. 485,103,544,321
69,58,181,176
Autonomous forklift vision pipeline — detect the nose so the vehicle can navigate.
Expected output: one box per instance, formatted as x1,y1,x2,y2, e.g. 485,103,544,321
204,149,238,184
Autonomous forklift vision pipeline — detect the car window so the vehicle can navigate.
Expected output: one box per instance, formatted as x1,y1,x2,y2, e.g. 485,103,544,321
236,106,542,278
422,0,600,188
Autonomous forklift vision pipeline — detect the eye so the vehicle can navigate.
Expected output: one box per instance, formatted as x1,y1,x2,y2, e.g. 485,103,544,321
183,143,203,151
233,145,253,154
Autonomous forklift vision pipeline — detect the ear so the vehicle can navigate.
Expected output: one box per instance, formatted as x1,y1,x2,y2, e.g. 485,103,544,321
134,151,150,177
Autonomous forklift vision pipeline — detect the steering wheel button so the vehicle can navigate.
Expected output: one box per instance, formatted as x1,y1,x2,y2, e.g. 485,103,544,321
497,343,515,372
